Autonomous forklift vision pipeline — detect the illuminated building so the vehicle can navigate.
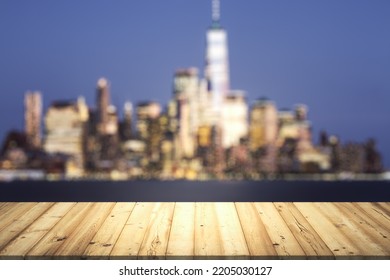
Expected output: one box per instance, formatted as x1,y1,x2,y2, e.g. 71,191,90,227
99,105,120,162
0,131,28,169
119,101,133,141
277,105,330,172
364,139,382,173
198,0,230,173
94,77,120,165
43,97,89,175
96,78,111,135
222,91,248,148
205,0,230,121
134,101,163,172
147,114,166,163
249,98,278,151
339,142,365,173
24,91,42,149
136,101,161,140
202,0,229,170
173,68,199,158
295,104,308,121
276,108,298,146
249,98,278,173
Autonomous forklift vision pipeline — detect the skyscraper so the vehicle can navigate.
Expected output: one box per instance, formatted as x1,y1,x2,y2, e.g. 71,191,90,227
249,98,278,173
24,91,42,149
136,101,161,140
173,68,199,158
96,78,110,135
222,91,248,148
44,97,89,175
249,98,278,151
119,101,133,141
205,0,230,121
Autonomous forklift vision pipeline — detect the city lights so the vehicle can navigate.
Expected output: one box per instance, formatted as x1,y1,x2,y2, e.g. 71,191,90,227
0,1,384,181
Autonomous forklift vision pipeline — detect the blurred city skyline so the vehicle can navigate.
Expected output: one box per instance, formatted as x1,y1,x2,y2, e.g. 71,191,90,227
1,0,389,168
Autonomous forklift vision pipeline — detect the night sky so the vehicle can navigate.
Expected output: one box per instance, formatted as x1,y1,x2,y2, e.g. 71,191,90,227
1,0,389,167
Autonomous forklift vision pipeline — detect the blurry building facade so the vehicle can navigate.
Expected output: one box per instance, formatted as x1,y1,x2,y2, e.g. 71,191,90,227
24,91,42,150
43,97,89,176
249,98,278,173
119,102,133,141
205,0,230,124
222,91,248,148
136,101,161,140
96,78,111,136
173,68,199,158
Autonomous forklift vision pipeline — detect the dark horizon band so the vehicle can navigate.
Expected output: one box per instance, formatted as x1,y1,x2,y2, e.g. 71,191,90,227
0,180,389,202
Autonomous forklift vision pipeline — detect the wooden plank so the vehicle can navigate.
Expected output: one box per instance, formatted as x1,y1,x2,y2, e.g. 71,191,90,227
330,203,390,254
194,203,219,257
0,203,76,258
194,203,217,258
194,203,249,259
377,202,390,213
53,203,114,257
0,203,14,213
212,203,250,258
235,203,277,258
83,203,135,258
295,203,386,257
110,203,157,258
138,203,175,259
1,202,387,259
254,203,305,258
166,203,195,259
354,203,390,232
26,203,93,258
0,203,54,250
374,202,390,218
295,203,359,257
321,203,389,256
274,203,333,258
0,203,37,232
343,203,390,233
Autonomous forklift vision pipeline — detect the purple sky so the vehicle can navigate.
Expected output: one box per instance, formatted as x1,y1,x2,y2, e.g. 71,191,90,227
1,0,389,167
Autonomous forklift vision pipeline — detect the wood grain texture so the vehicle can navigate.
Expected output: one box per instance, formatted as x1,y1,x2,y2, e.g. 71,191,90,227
377,202,390,214
26,203,93,258
83,203,135,258
338,203,389,249
0,203,37,232
275,203,334,258
166,203,195,259
53,203,114,257
0,203,54,250
0,203,76,258
194,203,249,258
138,203,175,259
0,203,14,213
372,203,390,220
318,203,389,256
254,203,306,258
235,202,277,258
295,203,388,257
0,202,388,259
354,203,390,232
111,203,156,258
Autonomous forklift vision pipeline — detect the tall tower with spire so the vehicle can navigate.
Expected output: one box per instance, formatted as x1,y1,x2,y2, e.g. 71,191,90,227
201,0,230,174
205,0,230,121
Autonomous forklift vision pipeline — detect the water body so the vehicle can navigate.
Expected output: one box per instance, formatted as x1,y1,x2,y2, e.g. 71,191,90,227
0,180,389,202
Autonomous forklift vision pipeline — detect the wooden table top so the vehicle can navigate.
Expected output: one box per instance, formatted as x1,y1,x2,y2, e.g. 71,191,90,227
0,202,389,259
